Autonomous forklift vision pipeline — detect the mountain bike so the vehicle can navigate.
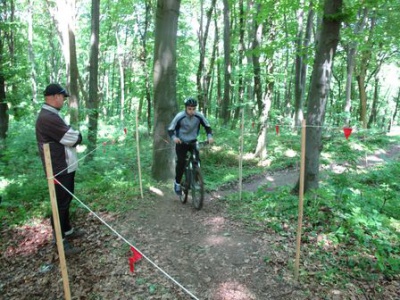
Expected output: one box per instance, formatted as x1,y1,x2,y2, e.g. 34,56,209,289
179,141,208,210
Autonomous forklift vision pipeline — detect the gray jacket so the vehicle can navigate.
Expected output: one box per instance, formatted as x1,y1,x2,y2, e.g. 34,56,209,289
168,111,212,143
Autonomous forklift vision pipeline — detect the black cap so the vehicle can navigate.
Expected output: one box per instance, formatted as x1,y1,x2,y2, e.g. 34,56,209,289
43,83,70,97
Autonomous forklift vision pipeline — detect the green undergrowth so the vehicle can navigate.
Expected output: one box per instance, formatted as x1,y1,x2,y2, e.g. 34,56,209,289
0,120,268,228
1,118,400,294
224,131,400,292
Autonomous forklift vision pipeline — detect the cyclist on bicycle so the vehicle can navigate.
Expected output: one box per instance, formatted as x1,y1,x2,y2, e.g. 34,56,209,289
168,97,214,196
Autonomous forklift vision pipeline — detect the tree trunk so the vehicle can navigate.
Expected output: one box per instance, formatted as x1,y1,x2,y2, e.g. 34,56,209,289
67,2,80,126
388,87,400,132
367,77,379,128
355,14,376,129
28,0,38,103
220,0,231,125
116,32,125,121
232,0,245,127
357,72,367,128
140,0,152,131
254,60,274,159
0,1,13,153
297,0,343,192
86,0,100,161
152,0,181,181
0,73,7,152
251,3,263,115
204,15,218,117
196,0,216,115
343,8,368,126
294,5,314,128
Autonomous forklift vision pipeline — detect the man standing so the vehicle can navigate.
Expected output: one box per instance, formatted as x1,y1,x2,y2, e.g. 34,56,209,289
168,97,214,195
36,83,83,256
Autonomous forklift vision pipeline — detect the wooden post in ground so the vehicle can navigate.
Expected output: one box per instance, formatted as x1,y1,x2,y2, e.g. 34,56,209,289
43,143,71,300
238,107,245,200
294,120,306,280
135,107,144,198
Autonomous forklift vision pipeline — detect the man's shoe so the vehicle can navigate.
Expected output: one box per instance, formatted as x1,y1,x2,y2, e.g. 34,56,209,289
65,228,85,240
174,181,182,196
63,240,82,256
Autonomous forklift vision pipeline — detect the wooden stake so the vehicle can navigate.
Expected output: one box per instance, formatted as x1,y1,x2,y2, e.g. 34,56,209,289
294,119,306,281
43,144,71,300
135,107,143,198
238,107,244,200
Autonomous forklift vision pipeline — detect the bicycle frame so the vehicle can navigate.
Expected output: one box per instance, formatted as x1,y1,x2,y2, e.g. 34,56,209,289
180,141,205,210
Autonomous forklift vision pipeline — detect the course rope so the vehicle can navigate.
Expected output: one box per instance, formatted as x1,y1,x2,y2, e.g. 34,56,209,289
48,120,372,298
51,178,200,300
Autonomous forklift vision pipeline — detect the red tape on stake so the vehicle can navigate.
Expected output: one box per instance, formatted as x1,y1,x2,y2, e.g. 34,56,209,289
275,125,280,135
343,127,352,140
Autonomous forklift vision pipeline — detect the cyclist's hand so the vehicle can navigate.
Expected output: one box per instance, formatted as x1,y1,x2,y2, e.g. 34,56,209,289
208,137,214,144
174,137,182,144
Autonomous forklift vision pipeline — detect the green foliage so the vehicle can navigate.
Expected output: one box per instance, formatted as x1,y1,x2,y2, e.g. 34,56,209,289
1,115,400,294
224,131,400,289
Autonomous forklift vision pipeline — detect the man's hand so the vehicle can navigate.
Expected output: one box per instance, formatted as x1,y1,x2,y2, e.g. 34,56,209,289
174,137,182,144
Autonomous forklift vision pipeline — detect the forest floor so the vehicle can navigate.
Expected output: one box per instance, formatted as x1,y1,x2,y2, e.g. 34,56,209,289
1,136,400,300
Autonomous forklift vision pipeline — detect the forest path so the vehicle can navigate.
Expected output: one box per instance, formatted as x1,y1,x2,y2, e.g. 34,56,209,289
113,175,301,300
110,137,400,299
2,133,399,300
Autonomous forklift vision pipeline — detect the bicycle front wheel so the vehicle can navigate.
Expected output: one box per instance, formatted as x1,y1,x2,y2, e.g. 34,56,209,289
191,167,204,210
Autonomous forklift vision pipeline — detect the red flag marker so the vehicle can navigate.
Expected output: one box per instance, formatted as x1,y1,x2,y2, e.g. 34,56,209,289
129,246,143,272
343,127,352,140
124,128,127,135
275,125,280,135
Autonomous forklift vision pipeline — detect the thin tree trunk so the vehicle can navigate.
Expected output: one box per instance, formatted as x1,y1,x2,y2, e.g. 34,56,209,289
343,8,368,126
254,12,276,159
294,4,314,128
117,33,125,121
251,4,263,114
86,0,100,161
357,71,368,128
67,0,80,126
232,0,245,127
28,0,38,103
0,73,7,148
204,13,218,117
356,15,376,129
196,0,216,115
138,0,152,131
388,87,400,132
367,77,379,128
254,59,274,159
220,0,231,124
0,28,6,144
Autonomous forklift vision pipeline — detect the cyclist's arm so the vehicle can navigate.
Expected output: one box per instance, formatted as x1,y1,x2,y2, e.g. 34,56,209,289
167,112,185,143
197,113,213,143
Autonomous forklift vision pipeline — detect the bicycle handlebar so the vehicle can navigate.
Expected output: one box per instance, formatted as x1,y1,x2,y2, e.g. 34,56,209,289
181,140,209,146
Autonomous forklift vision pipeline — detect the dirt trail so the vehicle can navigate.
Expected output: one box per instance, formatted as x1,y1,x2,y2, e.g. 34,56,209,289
1,141,399,300
109,143,400,299
113,183,302,300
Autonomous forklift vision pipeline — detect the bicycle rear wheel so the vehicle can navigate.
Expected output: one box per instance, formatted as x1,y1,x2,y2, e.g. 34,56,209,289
191,167,204,210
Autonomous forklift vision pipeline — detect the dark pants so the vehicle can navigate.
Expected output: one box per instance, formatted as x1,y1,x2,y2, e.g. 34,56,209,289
51,172,75,238
175,143,199,183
